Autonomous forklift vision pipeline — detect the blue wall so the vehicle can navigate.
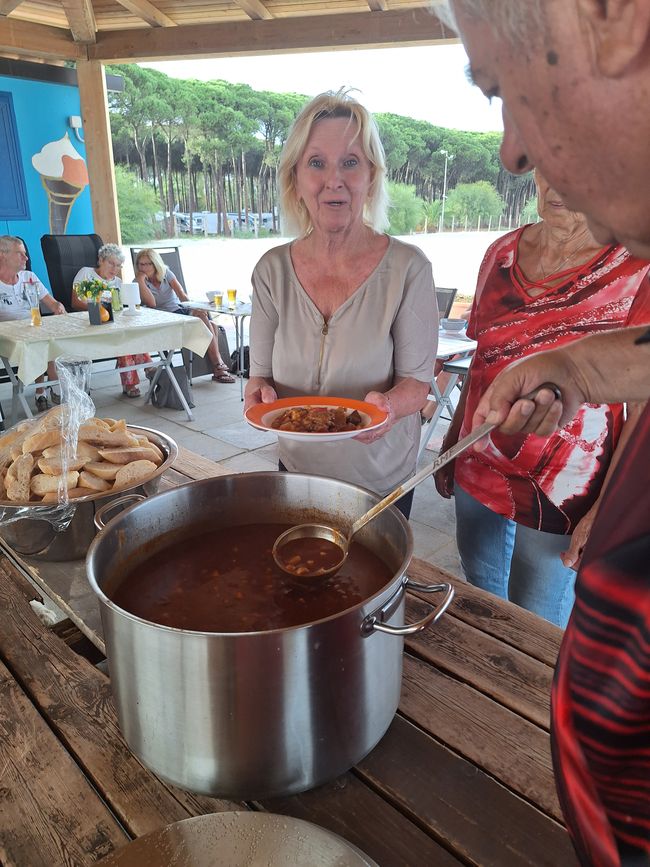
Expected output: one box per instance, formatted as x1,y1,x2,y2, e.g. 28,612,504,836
0,72,94,289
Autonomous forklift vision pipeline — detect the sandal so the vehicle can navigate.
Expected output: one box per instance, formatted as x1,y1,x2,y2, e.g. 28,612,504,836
48,387,61,406
35,394,48,413
122,386,141,399
212,363,235,384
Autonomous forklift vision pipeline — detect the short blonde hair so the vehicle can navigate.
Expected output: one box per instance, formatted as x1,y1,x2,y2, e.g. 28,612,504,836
135,248,166,282
278,90,389,237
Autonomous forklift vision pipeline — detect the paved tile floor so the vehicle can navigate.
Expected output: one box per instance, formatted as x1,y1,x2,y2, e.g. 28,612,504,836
2,359,462,578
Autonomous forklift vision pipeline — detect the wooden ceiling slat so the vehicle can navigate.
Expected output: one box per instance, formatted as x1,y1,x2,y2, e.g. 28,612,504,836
62,0,96,42
114,0,177,27
86,7,451,63
0,0,24,16
0,15,81,59
234,0,272,21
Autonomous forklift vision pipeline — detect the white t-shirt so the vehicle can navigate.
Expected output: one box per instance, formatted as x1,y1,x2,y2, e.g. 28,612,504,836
73,266,121,290
0,270,48,322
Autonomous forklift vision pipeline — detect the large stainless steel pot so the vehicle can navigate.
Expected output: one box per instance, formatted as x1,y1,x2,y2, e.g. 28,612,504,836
0,426,178,561
86,472,453,799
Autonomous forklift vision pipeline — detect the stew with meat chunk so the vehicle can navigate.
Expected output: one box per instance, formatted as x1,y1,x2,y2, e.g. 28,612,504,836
271,406,365,433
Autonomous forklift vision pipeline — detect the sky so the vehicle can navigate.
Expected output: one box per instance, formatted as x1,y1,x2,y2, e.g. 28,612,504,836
142,43,503,133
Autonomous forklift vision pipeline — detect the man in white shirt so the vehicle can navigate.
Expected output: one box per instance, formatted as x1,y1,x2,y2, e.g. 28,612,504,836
0,236,66,411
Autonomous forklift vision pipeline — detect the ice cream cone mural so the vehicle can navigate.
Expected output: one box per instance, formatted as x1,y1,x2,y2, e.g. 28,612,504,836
32,133,89,233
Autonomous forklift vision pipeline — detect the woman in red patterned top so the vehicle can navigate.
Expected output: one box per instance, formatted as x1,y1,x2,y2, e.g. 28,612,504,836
435,171,650,627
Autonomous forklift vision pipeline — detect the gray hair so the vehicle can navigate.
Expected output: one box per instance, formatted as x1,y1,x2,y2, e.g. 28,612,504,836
0,235,24,255
278,89,389,237
435,1,546,44
98,243,125,264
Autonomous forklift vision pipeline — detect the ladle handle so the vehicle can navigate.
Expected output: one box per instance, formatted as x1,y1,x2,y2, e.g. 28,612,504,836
349,420,495,538
348,382,562,540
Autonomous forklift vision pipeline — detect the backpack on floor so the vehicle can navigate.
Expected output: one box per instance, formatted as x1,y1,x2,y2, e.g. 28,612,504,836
229,345,250,378
151,364,195,410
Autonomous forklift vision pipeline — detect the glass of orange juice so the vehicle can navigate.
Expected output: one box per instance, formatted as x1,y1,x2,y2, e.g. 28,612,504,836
227,288,237,309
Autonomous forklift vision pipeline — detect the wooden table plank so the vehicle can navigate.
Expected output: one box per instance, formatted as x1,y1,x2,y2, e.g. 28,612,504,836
261,772,463,867
405,594,553,728
0,658,127,866
355,715,577,866
400,653,561,820
408,560,563,667
0,561,241,845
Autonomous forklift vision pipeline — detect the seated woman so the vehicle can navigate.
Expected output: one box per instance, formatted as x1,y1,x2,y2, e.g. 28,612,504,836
0,235,66,412
72,243,152,398
134,248,234,383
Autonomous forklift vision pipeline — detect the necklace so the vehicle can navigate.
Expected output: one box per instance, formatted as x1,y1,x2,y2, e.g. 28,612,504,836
537,227,592,282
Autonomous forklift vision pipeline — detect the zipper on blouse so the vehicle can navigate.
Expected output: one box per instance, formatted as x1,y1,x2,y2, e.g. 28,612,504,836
316,321,328,388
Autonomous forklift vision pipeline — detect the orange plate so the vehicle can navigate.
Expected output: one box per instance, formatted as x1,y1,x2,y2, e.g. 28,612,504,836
245,396,388,442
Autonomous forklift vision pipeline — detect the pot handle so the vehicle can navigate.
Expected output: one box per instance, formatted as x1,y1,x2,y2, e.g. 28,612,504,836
94,493,146,530
362,578,454,636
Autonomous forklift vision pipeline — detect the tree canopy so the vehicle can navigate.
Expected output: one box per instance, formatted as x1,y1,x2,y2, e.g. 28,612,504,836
109,64,534,238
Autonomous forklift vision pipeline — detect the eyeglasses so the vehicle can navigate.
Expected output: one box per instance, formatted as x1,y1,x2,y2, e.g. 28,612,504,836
138,260,153,266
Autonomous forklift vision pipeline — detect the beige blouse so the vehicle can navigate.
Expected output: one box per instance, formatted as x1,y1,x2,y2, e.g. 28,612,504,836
250,237,437,496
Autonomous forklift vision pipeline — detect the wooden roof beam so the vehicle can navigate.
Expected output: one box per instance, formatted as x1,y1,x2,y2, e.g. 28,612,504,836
0,0,23,16
235,0,273,21
89,8,455,63
62,0,96,44
0,16,81,61
114,0,177,28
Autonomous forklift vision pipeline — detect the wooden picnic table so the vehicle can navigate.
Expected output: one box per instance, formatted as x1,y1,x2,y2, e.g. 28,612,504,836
0,447,577,867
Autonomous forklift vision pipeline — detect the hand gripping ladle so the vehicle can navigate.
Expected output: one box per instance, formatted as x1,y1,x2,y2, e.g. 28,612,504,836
272,384,562,580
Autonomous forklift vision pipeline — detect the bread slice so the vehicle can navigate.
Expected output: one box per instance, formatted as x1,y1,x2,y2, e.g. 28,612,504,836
77,426,140,448
40,487,90,503
38,455,91,475
114,460,157,490
78,470,113,492
82,460,121,481
31,470,80,497
136,436,164,462
6,453,35,502
98,446,162,466
42,441,101,462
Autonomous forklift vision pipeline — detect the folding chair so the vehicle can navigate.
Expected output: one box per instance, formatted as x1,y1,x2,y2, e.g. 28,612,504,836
130,246,213,380
418,354,473,459
435,287,458,319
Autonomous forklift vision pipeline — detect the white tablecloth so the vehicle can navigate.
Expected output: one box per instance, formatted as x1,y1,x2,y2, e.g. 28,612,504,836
436,332,477,360
0,308,212,385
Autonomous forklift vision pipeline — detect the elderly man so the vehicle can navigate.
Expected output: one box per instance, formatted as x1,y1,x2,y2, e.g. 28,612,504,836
0,236,66,411
437,2,650,865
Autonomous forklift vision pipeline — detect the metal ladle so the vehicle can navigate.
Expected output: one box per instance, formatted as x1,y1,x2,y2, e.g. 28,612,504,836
273,384,562,580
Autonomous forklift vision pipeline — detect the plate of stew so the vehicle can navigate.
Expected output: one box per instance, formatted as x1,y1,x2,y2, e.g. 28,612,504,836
245,396,388,442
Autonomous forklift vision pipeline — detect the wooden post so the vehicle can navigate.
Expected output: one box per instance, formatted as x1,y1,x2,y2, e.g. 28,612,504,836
75,59,121,245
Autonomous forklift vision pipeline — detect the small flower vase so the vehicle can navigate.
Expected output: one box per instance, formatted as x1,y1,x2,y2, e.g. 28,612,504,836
87,300,113,325
87,301,102,325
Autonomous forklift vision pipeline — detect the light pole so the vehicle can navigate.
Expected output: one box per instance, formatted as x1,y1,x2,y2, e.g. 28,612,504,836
438,149,453,233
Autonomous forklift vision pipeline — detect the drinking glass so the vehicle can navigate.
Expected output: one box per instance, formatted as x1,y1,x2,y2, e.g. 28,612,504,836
213,291,224,308
227,288,237,309
23,283,41,326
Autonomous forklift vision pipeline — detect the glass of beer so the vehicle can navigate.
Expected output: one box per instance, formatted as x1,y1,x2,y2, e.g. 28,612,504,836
23,283,42,326
227,288,237,309
213,291,224,308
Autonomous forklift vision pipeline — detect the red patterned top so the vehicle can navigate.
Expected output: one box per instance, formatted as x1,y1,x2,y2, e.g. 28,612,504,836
455,227,650,533
551,397,650,866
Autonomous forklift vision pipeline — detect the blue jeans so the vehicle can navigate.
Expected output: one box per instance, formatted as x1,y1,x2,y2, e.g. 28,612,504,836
454,484,576,628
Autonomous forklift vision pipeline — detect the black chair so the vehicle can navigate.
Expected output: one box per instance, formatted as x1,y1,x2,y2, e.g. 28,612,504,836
435,286,458,320
40,233,104,311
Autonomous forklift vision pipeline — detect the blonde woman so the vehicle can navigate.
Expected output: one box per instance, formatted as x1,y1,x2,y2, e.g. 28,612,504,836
244,91,437,516
135,248,234,383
